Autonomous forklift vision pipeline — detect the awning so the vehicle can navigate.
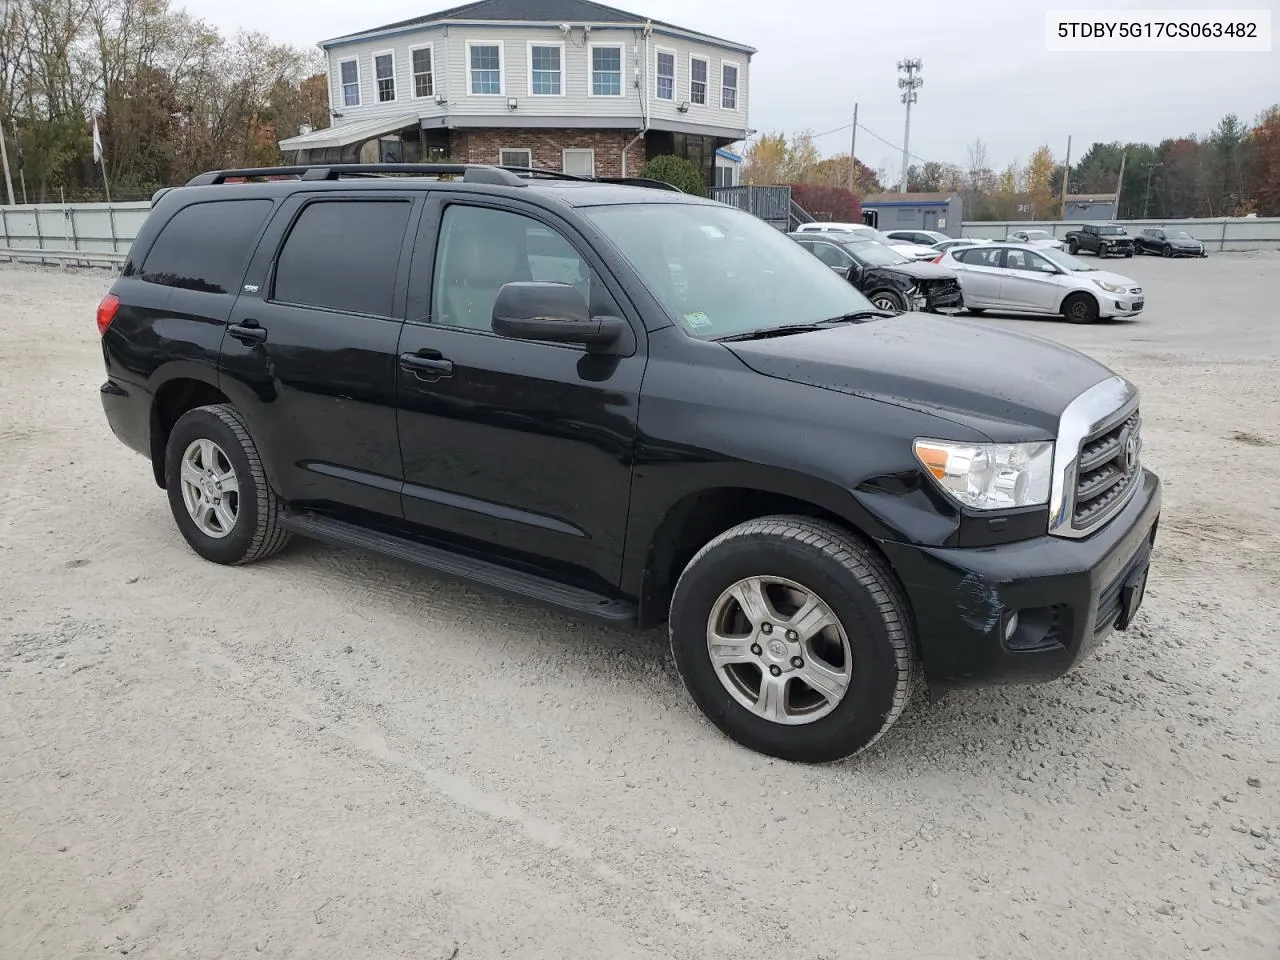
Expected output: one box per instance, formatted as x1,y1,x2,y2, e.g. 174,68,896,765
278,113,420,152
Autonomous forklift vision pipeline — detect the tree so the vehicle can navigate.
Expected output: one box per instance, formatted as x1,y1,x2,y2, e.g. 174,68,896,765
1249,106,1280,216
641,154,705,196
1024,145,1055,218
780,128,819,183
806,153,880,194
743,131,786,184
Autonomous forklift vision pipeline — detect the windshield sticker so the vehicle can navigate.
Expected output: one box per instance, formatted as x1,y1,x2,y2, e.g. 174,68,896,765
684,311,713,329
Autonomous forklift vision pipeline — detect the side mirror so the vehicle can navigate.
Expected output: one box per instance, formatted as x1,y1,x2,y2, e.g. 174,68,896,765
491,281,624,349
846,264,863,283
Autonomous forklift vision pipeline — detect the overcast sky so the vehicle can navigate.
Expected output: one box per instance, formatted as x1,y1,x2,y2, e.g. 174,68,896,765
190,0,1276,174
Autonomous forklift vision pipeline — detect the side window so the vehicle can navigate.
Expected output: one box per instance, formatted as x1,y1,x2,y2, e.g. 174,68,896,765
1006,249,1029,270
140,199,273,294
272,200,412,317
812,243,852,269
430,205,610,332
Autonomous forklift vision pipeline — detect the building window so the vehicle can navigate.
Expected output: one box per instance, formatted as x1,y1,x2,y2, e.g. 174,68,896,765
715,165,737,188
411,45,433,98
655,48,675,100
690,56,708,106
528,42,563,96
562,149,595,177
373,51,396,102
339,58,360,107
469,43,503,95
590,44,622,96
721,62,739,110
500,148,532,170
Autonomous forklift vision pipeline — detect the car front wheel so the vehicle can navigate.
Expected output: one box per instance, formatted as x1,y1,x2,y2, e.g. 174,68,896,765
165,404,290,565
669,516,916,763
1068,241,1079,255
1062,291,1100,324
869,291,906,314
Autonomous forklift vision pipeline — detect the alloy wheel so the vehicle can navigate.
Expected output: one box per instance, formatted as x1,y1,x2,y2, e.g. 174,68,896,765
179,438,240,539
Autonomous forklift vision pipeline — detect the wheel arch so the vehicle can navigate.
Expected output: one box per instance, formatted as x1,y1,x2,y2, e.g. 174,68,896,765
150,377,232,488
1058,288,1100,317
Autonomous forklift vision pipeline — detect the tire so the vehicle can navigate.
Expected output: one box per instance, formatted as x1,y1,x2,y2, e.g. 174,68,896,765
1062,291,1099,325
1124,250,1133,258
1162,244,1173,258
870,291,906,314
668,515,916,763
1068,241,1079,255
1133,244,1143,256
164,403,290,565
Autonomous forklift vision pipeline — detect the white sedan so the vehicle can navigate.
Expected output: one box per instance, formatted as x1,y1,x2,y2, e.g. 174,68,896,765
1006,228,1067,252
935,243,1144,324
793,222,939,260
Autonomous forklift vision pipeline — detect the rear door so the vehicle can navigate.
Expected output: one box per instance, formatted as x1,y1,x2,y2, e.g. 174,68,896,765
393,195,646,593
951,245,1005,305
219,192,419,519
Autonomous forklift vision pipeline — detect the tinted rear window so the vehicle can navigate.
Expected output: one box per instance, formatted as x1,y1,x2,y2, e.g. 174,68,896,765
141,199,273,294
272,200,413,317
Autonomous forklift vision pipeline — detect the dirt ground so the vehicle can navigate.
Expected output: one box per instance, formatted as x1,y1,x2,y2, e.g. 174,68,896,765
1,253,1278,960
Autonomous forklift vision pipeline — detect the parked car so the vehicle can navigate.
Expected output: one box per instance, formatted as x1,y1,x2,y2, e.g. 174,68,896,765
1006,228,1066,252
936,243,1144,323
790,231,963,313
1134,228,1208,258
931,238,990,253
97,162,1160,763
885,229,951,247
1064,223,1135,258
794,222,938,261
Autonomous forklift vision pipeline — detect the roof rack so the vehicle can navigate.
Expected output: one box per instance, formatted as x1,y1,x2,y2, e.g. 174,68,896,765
184,163,683,193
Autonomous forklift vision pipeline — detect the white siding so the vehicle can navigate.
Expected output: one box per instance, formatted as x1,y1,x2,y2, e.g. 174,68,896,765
324,24,749,134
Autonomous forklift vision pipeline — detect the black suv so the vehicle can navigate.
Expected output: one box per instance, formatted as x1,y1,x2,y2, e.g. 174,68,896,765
789,230,963,313
98,163,1162,763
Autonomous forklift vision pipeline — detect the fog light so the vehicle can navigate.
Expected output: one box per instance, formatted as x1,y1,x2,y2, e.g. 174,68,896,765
1003,611,1020,641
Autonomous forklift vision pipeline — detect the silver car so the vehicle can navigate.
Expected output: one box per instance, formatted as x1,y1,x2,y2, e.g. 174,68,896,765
936,243,1144,324
1006,228,1067,252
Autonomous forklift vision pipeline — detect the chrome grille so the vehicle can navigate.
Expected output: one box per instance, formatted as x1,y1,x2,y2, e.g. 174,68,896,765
1073,411,1141,531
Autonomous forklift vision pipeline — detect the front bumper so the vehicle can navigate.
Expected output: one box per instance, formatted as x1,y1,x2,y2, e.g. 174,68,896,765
881,469,1161,689
1103,292,1144,317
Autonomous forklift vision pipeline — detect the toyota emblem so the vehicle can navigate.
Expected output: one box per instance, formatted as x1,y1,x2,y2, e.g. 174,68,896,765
1123,430,1139,473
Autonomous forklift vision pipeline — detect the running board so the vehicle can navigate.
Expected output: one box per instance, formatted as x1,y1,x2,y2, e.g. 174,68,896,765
281,511,638,624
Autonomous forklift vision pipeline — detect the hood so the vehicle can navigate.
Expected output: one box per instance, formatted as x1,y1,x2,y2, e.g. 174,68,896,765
724,313,1112,437
875,260,956,281
1086,268,1139,288
1170,236,1202,246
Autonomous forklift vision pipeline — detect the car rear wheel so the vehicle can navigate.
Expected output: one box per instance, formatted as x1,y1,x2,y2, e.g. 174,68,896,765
165,404,290,565
669,515,916,763
1062,292,1099,325
870,291,905,314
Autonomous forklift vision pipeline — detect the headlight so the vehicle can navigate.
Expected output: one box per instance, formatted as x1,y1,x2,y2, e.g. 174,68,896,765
1093,278,1127,294
913,439,1054,510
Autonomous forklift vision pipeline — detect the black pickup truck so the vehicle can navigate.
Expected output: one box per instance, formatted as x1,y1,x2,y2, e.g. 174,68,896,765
1065,223,1135,258
97,163,1161,763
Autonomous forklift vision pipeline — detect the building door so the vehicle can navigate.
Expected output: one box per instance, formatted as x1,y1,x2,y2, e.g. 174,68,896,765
923,209,939,229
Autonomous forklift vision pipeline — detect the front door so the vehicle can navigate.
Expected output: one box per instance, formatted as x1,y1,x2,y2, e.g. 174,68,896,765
999,248,1065,312
220,192,418,519
394,197,646,593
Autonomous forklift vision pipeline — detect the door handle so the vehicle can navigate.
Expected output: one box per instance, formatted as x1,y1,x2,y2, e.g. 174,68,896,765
399,350,454,379
228,320,267,343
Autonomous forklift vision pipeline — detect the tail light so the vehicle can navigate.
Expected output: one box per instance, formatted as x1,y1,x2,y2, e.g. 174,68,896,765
96,294,120,335
931,254,944,264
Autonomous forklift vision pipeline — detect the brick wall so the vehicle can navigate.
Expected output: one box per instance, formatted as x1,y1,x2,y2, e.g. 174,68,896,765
453,128,648,178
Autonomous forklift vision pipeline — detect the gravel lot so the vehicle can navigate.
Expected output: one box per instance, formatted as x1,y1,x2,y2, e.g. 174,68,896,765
2,252,1278,960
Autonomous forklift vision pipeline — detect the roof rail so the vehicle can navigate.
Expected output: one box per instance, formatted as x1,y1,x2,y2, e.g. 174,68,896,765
185,163,531,187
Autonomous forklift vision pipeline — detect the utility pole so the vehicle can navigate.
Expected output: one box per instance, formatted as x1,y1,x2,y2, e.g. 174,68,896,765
1113,150,1127,218
1059,135,1072,220
848,103,859,194
896,58,922,194
0,115,15,206
1142,161,1162,218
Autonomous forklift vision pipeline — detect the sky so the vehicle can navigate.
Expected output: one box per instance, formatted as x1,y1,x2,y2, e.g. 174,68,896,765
188,0,1277,175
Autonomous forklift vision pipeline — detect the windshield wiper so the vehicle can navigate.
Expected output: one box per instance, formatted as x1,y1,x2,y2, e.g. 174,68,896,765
819,309,894,323
714,323,828,342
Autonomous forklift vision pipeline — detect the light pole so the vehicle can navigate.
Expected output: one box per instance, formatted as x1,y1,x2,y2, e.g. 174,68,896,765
896,58,922,193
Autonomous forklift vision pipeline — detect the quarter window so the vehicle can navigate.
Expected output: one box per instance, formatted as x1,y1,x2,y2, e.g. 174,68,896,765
721,62,738,109
469,43,502,95
690,56,708,105
374,52,396,102
590,45,622,96
141,200,273,294
339,59,360,106
529,44,562,95
655,49,675,100
411,46,433,98
273,200,412,317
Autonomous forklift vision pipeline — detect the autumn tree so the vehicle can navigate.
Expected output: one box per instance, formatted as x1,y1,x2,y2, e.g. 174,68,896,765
1024,145,1055,218
1249,106,1280,216
743,132,786,184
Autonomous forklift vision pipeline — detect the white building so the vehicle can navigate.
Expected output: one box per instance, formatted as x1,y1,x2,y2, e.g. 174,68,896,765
279,0,755,187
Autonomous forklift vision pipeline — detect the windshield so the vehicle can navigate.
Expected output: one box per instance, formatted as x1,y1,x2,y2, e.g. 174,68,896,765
1171,231,1195,240
1041,248,1096,272
842,240,910,267
584,203,876,340
1098,225,1126,235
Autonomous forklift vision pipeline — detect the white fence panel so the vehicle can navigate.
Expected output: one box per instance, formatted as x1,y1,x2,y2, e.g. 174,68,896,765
960,217,1280,251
